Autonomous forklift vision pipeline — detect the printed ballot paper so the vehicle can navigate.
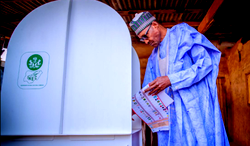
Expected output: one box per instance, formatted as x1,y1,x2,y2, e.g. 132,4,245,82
132,84,174,132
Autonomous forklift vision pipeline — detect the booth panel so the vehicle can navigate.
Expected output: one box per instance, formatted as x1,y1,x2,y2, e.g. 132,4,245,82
132,47,142,146
1,0,70,135
63,0,132,135
132,47,141,97
1,135,132,146
132,47,142,130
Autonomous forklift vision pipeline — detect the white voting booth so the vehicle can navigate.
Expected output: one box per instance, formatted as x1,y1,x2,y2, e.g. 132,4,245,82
1,0,142,145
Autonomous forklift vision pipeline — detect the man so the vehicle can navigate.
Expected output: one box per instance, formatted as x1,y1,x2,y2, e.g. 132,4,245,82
130,12,229,146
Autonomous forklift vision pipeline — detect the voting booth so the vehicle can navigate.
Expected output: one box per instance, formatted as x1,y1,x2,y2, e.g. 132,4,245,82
1,0,142,145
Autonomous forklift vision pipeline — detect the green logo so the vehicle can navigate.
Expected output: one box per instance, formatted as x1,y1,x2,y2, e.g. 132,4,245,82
27,54,43,70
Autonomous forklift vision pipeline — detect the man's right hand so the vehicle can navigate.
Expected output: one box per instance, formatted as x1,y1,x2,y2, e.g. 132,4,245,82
144,76,171,95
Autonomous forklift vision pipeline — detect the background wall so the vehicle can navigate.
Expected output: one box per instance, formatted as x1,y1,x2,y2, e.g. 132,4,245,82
222,40,250,146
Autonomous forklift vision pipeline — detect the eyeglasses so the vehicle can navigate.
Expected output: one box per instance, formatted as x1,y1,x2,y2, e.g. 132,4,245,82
140,24,151,42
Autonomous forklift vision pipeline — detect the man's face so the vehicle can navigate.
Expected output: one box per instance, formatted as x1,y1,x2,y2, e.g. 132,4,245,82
137,22,161,47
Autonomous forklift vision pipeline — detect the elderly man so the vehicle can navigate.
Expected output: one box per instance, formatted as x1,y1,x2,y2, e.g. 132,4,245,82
130,12,229,146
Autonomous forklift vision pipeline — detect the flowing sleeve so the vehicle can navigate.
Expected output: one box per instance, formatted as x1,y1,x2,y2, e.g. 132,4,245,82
167,23,218,91
142,57,154,88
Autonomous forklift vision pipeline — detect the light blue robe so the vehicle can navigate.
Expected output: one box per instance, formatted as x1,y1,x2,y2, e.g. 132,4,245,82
142,23,229,146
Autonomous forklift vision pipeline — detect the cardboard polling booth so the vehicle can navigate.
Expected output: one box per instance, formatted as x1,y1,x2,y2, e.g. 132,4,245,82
1,0,142,145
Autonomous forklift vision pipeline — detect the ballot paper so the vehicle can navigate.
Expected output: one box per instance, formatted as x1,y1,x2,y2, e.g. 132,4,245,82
132,84,174,133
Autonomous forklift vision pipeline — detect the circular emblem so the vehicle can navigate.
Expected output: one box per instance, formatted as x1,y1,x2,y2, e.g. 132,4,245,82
27,54,43,71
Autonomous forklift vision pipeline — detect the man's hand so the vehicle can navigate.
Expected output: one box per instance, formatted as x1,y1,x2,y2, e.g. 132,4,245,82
144,76,171,95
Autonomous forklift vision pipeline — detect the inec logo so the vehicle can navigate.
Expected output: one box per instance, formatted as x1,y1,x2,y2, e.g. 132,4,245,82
18,52,49,89
27,54,43,71
24,54,43,83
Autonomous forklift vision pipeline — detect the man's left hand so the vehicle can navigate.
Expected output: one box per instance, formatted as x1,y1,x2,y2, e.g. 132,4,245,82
144,76,171,96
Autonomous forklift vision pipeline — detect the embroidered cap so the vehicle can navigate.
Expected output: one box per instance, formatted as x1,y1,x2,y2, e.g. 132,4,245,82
129,11,156,35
